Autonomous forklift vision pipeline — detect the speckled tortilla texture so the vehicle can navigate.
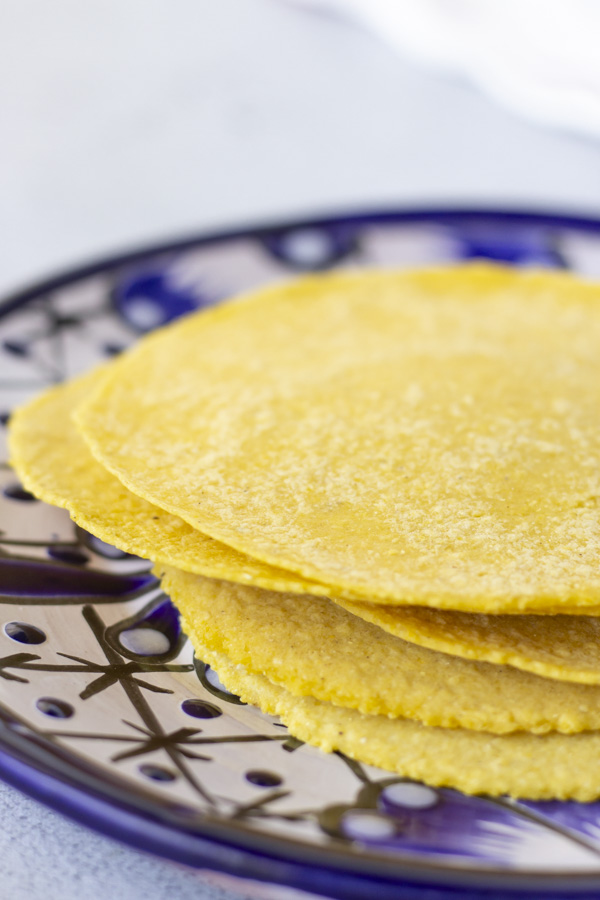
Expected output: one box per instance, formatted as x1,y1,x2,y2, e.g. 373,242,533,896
7,369,333,595
331,598,600,685
77,265,600,612
10,368,600,635
161,565,600,735
190,642,600,801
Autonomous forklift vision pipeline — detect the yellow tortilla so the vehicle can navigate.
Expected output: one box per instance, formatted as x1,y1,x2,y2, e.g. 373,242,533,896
332,598,600,685
161,564,600,735
8,366,600,617
194,641,600,800
78,265,600,612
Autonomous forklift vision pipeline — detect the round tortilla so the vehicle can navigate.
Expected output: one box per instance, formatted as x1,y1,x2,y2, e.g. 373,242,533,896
77,265,600,612
161,564,600,735
191,642,600,801
9,366,600,617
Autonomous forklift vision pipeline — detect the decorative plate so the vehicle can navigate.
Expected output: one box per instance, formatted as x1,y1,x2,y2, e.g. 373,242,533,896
3,209,600,900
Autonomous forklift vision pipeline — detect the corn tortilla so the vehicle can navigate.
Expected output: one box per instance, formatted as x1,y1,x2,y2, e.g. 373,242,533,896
161,565,600,735
13,364,600,625
190,641,600,801
332,597,600,685
78,265,600,612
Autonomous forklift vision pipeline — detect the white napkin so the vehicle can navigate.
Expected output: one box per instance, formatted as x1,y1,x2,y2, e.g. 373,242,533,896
293,0,600,139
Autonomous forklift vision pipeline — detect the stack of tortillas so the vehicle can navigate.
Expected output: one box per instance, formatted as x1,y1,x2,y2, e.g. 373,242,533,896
11,263,600,800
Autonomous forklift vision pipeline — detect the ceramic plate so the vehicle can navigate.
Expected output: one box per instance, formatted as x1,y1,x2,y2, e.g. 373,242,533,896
3,209,600,900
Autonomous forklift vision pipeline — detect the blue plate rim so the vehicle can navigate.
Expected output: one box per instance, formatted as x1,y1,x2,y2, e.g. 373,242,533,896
3,204,600,320
4,709,600,899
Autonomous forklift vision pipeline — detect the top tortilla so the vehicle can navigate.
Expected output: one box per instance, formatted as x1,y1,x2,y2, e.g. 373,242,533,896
11,369,600,690
77,264,600,612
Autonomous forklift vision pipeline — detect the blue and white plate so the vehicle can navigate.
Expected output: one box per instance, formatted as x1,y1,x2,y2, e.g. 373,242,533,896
3,209,600,900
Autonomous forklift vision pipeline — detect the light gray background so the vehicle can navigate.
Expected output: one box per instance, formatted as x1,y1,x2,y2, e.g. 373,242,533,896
1,1,600,898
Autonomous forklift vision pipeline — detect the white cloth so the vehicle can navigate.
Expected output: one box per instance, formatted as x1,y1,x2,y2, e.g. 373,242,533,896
294,0,600,138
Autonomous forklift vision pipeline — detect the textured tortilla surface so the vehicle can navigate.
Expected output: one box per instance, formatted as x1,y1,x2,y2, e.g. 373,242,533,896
11,367,600,645
162,565,600,734
78,265,600,612
7,370,332,595
189,641,600,801
332,597,600,684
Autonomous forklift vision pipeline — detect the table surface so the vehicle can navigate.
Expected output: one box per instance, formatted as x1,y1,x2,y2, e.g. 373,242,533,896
2,2,600,898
